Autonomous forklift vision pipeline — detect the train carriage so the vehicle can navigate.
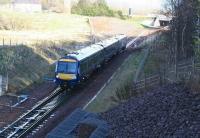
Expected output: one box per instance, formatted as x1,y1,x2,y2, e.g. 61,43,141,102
54,34,127,88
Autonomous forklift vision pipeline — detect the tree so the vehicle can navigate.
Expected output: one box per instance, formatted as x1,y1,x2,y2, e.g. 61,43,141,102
165,0,199,62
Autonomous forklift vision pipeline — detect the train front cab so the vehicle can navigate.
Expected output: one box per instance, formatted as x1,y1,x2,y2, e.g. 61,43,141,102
55,57,79,89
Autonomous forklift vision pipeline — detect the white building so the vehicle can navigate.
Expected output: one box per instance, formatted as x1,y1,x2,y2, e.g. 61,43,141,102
141,15,172,29
12,0,42,13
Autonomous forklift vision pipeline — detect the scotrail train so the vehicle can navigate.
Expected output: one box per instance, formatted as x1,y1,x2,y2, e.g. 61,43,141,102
54,34,127,88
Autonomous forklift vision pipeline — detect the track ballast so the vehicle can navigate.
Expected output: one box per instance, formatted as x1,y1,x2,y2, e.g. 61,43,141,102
0,87,64,138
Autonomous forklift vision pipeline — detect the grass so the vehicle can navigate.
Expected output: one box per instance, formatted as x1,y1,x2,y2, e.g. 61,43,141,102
0,10,89,31
0,10,91,43
85,50,145,113
126,16,149,29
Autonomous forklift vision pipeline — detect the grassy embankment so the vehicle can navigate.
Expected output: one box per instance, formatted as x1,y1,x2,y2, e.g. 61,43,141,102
0,10,91,93
85,33,164,113
85,49,145,112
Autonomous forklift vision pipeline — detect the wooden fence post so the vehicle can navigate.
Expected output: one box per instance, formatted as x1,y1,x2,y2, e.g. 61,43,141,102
9,39,11,46
6,73,8,92
132,82,136,93
10,100,12,112
159,68,162,86
163,66,166,85
2,38,4,46
192,56,195,74
134,82,136,93
144,73,146,89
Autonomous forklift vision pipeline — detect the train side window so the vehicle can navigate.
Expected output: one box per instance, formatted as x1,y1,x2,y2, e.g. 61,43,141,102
91,54,96,68
80,60,87,74
94,53,98,65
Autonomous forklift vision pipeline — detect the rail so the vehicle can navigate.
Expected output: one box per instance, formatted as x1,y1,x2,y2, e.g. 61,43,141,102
0,87,64,138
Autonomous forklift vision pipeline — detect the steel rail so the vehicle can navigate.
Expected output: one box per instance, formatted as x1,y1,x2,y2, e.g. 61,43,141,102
0,87,64,138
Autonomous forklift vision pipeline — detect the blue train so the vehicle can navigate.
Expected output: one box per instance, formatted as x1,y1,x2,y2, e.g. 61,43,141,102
54,34,127,88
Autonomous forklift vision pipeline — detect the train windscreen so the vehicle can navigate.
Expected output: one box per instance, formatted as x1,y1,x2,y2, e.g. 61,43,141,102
57,61,77,74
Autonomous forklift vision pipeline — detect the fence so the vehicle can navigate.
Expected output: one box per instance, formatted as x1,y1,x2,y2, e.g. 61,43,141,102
132,32,167,92
133,58,200,92
0,38,25,47
133,74,161,91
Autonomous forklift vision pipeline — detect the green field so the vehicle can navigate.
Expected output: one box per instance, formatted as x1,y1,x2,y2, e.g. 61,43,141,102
0,10,91,43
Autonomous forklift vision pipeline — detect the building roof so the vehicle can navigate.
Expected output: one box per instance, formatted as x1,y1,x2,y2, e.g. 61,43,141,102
13,0,40,4
147,14,172,21
157,15,172,22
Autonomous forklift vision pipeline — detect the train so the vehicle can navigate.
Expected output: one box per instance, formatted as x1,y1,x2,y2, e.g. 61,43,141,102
54,34,127,88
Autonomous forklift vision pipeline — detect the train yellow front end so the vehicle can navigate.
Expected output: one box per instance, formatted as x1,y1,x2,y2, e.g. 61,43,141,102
55,57,79,88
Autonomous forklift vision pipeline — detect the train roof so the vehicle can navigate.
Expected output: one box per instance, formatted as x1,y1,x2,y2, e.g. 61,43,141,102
67,34,126,61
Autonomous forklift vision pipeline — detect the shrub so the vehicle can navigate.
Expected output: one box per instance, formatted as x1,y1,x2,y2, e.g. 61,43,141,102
71,0,124,19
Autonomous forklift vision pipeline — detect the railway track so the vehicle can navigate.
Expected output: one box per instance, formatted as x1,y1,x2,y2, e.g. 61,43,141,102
0,87,64,138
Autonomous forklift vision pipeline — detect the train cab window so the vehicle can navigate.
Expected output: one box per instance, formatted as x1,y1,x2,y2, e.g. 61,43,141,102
57,61,77,74
68,62,77,73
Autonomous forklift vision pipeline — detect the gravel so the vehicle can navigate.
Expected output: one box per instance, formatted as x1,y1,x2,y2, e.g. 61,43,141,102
101,84,200,137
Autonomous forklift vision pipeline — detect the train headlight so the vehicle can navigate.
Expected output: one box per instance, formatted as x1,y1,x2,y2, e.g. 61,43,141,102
56,75,59,78
71,75,76,79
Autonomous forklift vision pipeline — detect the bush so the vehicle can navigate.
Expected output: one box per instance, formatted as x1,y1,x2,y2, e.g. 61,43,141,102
71,0,124,19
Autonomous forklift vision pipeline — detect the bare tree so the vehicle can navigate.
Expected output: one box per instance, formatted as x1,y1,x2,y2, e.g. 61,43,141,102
165,0,199,62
